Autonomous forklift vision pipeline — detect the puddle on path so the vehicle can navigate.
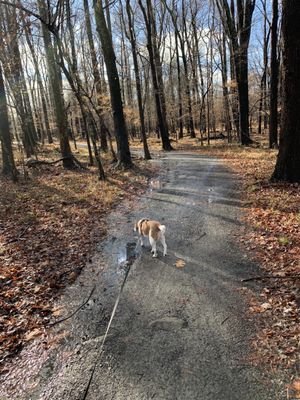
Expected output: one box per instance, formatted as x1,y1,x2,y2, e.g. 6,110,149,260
149,177,165,191
117,242,137,269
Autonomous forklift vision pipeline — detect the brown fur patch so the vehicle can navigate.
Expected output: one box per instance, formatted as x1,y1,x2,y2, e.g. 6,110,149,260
138,219,161,240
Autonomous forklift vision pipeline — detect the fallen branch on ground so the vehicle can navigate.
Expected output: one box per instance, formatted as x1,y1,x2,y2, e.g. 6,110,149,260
26,158,68,167
26,156,87,169
6,224,30,244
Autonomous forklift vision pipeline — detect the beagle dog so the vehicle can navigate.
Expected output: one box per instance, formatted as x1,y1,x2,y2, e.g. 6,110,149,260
134,219,167,257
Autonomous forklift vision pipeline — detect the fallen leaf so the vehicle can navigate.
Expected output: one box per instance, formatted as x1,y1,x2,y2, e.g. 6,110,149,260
24,328,43,341
52,306,64,317
260,302,272,311
175,259,186,269
288,378,300,399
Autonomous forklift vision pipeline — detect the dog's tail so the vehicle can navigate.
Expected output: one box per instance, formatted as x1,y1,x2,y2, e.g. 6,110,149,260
159,225,166,234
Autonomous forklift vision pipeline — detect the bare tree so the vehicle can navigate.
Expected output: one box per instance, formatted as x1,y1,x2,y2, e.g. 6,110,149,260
0,64,18,180
36,0,77,169
269,0,279,148
21,11,53,144
138,0,173,150
216,0,256,145
0,5,38,157
94,0,132,168
124,0,151,159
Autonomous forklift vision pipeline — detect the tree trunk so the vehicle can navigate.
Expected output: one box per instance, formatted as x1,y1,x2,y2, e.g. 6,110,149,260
125,0,151,160
22,12,53,144
150,1,173,149
228,43,239,139
216,0,255,145
220,31,232,139
269,0,279,148
238,50,252,145
0,65,18,180
37,0,76,169
0,7,38,157
138,0,173,151
258,0,270,136
271,0,300,182
83,0,108,152
94,0,132,168
88,114,106,180
165,0,195,138
174,28,184,139
180,0,196,138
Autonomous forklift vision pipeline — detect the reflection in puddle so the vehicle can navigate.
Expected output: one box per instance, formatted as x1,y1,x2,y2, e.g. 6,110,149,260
117,242,137,269
149,178,164,191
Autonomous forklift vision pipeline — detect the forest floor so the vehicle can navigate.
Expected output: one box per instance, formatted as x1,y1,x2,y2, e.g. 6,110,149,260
0,137,299,398
134,137,300,393
178,138,299,372
0,144,156,372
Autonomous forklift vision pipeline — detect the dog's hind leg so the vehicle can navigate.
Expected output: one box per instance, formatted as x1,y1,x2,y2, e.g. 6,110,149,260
139,236,144,247
149,236,157,257
160,234,167,256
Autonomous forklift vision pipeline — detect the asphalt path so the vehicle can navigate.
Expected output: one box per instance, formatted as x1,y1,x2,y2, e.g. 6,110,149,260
31,152,278,400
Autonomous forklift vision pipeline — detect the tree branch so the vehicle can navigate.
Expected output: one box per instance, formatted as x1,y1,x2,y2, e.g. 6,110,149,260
0,0,48,27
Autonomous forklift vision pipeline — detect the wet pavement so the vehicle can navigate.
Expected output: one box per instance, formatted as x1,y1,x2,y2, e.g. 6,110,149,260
22,152,281,400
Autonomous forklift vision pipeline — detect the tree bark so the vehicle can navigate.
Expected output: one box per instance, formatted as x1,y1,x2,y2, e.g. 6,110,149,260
94,0,132,168
258,1,269,136
219,31,232,139
165,0,195,138
174,27,184,139
125,0,151,160
269,0,279,148
0,65,18,180
138,0,173,151
83,0,108,152
216,0,255,145
21,12,53,144
37,0,76,169
0,6,38,157
180,0,196,138
271,0,300,182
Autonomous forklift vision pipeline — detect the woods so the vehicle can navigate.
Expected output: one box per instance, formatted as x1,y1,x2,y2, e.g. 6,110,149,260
0,1,300,398
0,0,299,181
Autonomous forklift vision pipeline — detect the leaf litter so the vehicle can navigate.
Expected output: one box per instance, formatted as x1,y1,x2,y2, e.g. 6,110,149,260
132,138,299,382
0,146,155,375
199,144,299,385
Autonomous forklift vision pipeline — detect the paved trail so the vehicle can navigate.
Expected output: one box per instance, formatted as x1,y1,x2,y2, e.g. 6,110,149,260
30,153,277,400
